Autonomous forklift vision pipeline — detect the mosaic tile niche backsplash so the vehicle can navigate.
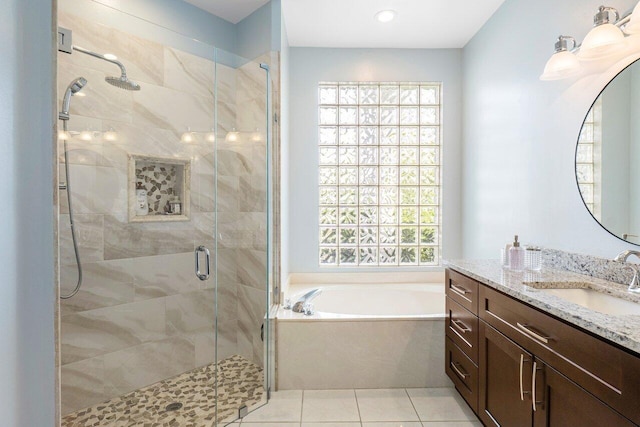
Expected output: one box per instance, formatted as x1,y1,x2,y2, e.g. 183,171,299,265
57,5,278,416
136,162,180,214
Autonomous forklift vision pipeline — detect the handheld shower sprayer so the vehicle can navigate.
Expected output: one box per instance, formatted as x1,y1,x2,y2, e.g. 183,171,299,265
60,77,87,121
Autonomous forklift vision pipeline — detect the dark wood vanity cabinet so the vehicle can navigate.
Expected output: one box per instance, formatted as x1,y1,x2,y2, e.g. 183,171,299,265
445,268,640,427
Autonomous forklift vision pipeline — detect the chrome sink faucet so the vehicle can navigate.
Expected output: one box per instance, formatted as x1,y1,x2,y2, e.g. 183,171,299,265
613,250,640,293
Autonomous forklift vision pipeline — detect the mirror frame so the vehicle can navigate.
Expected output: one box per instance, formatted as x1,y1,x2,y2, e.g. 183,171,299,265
575,57,640,246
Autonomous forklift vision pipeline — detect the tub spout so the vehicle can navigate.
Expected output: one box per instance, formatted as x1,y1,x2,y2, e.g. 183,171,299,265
292,288,322,313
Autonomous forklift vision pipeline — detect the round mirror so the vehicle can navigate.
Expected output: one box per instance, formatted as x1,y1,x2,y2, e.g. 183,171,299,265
576,58,640,245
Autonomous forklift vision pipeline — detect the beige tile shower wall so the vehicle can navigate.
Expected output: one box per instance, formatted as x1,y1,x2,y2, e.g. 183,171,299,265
57,12,240,415
233,52,279,367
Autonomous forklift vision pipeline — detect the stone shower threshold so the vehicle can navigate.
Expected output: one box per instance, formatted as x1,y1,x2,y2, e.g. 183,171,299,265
61,354,265,427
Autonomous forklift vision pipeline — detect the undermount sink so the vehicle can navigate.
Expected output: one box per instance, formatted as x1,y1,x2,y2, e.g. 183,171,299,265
540,287,640,316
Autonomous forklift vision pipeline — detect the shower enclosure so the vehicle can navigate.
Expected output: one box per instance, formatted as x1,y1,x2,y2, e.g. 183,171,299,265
56,1,277,425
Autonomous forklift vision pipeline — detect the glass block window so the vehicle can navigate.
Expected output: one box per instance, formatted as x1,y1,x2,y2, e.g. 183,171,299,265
577,99,601,219
318,82,442,266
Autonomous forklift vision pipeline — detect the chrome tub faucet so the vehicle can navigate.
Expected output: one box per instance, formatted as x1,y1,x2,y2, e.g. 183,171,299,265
284,288,322,315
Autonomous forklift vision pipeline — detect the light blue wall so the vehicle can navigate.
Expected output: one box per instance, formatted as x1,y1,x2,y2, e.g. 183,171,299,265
237,0,281,60
461,0,639,259
289,48,463,273
1,0,56,425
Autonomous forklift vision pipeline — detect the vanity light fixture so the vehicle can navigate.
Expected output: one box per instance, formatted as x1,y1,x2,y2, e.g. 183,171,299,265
180,127,195,143
225,128,239,142
375,10,396,23
577,6,626,60
79,129,93,142
58,130,71,140
540,3,640,80
103,127,118,142
540,36,581,80
205,129,216,143
251,128,263,142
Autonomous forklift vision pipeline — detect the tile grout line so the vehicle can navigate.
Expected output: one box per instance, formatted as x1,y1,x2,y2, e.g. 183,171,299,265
353,388,363,426
300,389,305,426
404,387,424,425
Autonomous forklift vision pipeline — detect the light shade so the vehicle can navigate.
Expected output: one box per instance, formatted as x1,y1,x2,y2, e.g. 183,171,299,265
80,130,93,141
540,50,581,80
578,23,626,59
225,128,239,142
103,128,118,142
181,128,195,143
624,2,640,34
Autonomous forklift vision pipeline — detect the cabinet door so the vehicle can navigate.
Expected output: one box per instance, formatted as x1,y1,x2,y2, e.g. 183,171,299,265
532,360,635,427
479,322,533,427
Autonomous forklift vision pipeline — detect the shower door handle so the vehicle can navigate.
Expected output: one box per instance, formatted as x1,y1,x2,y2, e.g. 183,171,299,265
195,245,210,281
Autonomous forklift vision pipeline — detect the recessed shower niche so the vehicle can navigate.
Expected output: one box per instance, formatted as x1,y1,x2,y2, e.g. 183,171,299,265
128,154,191,222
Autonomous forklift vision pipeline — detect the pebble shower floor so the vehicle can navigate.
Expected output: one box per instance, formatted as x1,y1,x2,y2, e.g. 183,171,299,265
61,355,264,427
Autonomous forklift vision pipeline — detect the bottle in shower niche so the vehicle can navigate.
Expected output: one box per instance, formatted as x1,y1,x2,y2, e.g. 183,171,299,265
509,235,525,271
135,182,149,216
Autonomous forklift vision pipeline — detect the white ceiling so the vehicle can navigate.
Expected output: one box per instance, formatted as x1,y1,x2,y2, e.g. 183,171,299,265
182,0,506,48
282,0,507,48
183,0,270,24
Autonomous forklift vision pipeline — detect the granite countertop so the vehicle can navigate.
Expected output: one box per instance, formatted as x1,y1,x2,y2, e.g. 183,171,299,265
444,259,640,355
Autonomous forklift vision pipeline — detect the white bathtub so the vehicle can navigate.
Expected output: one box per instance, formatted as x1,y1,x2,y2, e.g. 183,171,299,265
278,283,445,319
276,280,451,390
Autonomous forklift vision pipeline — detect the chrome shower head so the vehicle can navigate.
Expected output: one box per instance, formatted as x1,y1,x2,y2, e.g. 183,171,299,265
60,77,88,120
72,45,142,91
105,76,141,91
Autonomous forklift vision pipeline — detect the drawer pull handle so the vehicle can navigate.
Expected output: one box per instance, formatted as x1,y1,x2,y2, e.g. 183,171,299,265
516,322,551,344
452,319,471,333
450,284,469,296
532,361,538,412
519,354,528,400
451,361,470,379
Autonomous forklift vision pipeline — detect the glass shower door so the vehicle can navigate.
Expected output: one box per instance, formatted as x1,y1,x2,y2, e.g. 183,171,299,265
212,48,272,425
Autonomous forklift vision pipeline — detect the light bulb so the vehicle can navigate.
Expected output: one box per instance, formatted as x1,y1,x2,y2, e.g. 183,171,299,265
80,130,93,141
181,127,195,143
225,128,239,142
103,53,118,60
73,92,86,97
103,128,118,142
578,7,626,60
206,130,216,143
58,130,71,140
375,10,396,23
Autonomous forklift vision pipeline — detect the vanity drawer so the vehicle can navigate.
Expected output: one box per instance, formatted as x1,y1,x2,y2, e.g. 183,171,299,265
446,269,478,315
479,284,640,424
446,296,479,363
445,336,478,414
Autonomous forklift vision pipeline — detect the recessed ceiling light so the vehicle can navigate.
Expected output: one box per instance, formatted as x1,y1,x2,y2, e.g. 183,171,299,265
103,53,118,61
375,9,396,23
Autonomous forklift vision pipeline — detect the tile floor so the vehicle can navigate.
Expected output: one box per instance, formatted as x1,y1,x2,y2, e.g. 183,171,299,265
227,387,481,427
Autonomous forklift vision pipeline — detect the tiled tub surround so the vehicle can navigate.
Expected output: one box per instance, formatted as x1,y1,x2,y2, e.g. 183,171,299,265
58,9,276,415
276,280,450,390
61,355,265,427
444,259,640,354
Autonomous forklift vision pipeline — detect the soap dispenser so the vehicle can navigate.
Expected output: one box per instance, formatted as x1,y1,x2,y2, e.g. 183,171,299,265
509,235,525,271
